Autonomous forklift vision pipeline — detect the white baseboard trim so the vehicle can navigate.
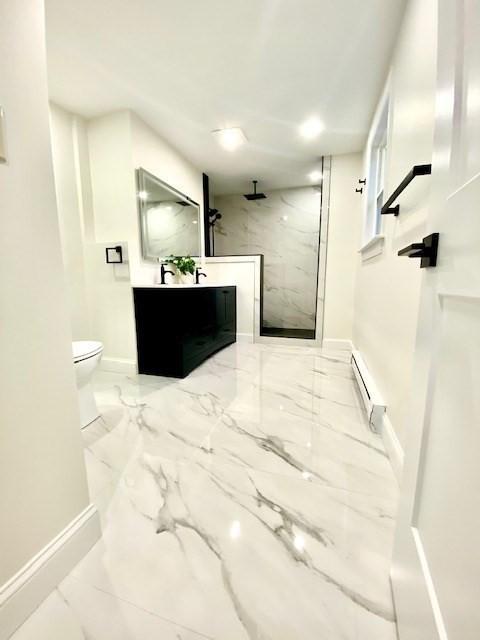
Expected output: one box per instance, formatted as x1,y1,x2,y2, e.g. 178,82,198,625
322,338,353,351
100,357,137,375
0,504,101,640
381,412,404,484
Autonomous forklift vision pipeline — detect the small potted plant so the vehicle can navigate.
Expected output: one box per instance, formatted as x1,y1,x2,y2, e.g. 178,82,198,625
165,255,196,284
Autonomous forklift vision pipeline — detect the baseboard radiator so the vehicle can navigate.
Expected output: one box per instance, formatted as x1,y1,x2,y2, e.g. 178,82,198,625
351,350,386,434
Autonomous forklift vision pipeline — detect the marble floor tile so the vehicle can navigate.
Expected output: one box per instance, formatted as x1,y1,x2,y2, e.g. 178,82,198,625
69,458,396,639
11,342,398,640
10,575,210,639
82,404,138,500
200,407,396,500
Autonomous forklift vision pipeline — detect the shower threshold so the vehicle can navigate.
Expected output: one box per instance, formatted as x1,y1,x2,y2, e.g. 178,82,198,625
261,327,315,339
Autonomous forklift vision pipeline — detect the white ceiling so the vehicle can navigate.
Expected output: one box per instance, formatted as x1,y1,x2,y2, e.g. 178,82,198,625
45,0,405,195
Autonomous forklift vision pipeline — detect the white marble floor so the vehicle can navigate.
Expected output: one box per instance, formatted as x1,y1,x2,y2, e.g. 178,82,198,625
11,342,398,640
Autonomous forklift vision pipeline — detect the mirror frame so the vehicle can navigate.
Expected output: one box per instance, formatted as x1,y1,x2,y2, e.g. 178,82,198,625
136,167,201,262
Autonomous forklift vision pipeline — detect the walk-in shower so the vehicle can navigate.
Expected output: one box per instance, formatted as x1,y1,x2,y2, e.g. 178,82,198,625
212,164,328,340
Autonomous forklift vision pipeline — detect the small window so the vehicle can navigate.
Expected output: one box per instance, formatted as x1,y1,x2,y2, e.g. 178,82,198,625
363,92,390,244
373,137,387,234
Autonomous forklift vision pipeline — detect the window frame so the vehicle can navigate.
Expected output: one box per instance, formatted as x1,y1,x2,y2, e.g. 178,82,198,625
360,82,391,257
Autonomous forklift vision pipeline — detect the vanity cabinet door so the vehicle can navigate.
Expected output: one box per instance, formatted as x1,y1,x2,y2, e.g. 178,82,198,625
214,287,236,341
133,286,236,378
181,288,217,355
222,288,236,328
133,288,183,377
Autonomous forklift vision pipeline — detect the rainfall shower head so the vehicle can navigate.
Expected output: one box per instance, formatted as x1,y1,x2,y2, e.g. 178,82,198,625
244,180,266,200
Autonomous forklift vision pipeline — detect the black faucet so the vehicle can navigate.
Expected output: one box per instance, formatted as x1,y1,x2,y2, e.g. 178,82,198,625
160,263,174,284
195,267,207,284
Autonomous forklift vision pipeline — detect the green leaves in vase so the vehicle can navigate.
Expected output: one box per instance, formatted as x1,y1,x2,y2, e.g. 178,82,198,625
165,255,196,275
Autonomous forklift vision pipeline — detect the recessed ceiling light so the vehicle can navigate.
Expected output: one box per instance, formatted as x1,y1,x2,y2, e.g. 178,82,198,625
211,127,248,151
308,170,322,182
299,117,324,140
138,190,149,201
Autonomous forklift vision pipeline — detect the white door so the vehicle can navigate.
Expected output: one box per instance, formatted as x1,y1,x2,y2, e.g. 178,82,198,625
392,1,480,639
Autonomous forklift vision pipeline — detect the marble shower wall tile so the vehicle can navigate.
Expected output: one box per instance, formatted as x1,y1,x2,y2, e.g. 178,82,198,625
215,186,322,330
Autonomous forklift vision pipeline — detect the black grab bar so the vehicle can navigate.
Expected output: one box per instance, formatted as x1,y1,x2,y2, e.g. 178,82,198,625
381,164,432,216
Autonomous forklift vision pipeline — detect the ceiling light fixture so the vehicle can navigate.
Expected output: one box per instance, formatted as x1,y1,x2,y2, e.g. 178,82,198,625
299,117,324,140
211,127,248,152
138,190,149,201
308,170,322,182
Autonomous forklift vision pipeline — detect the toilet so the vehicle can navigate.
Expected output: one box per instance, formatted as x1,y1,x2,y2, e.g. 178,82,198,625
72,341,104,428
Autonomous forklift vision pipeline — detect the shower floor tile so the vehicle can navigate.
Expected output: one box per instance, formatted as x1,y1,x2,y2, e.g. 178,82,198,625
261,327,316,339
11,342,398,640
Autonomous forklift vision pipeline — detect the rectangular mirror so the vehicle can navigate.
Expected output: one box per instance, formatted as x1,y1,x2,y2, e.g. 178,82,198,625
137,167,201,261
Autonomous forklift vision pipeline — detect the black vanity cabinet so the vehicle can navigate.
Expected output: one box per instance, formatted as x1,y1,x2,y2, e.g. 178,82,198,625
133,286,236,378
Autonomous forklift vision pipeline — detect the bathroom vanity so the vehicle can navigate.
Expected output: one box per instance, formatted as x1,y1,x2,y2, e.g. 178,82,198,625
133,285,236,378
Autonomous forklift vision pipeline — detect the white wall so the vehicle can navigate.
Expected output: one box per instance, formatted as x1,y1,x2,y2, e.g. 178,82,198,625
352,0,438,450
88,111,138,253
84,242,135,370
203,257,260,340
49,103,91,339
0,0,90,586
86,110,138,363
323,153,363,342
49,106,136,366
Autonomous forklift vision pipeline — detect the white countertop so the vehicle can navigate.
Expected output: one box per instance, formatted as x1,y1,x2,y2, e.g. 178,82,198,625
132,283,234,289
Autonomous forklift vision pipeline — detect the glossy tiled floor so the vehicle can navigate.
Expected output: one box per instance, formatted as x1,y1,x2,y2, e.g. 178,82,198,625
12,342,398,639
